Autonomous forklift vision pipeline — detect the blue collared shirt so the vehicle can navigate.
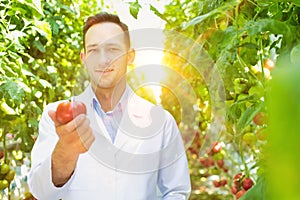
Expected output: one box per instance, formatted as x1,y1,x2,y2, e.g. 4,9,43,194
92,87,129,143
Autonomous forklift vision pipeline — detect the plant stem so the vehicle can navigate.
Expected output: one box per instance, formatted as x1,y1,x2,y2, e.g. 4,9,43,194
239,138,249,176
259,36,266,87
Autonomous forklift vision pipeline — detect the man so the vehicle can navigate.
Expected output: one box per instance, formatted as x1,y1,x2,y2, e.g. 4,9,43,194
28,12,191,199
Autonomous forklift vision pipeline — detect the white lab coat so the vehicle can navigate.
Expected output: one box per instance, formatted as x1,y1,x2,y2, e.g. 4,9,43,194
28,85,191,200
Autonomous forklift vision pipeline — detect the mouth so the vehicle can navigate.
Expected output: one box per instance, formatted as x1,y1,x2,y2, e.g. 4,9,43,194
95,68,114,74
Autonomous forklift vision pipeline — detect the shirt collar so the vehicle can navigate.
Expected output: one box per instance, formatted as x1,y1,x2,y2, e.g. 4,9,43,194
90,85,131,114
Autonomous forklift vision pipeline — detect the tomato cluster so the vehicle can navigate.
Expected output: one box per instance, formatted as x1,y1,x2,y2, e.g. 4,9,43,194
0,163,15,190
231,173,254,199
213,179,227,188
199,142,228,172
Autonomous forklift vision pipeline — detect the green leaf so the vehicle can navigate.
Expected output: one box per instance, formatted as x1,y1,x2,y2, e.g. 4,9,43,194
150,5,169,23
266,0,300,7
20,131,35,152
0,101,17,115
236,101,264,133
18,0,44,18
291,0,300,7
33,40,46,53
183,0,237,29
21,67,37,78
129,1,141,19
244,19,293,45
1,79,24,102
17,80,31,93
28,118,39,128
239,42,258,50
47,18,60,35
184,12,212,30
33,20,52,41
1,58,18,76
39,79,52,88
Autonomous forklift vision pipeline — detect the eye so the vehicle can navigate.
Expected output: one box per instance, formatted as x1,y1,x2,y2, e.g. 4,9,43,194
87,48,98,54
108,47,121,52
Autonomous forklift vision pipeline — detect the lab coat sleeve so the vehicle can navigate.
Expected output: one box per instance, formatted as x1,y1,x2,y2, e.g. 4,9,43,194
28,102,76,199
157,112,191,200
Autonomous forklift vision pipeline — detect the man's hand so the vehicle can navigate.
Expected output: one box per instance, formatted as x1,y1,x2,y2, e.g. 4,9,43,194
48,110,95,187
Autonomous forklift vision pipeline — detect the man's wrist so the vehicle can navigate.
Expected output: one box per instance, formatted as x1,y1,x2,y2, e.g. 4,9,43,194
51,142,79,187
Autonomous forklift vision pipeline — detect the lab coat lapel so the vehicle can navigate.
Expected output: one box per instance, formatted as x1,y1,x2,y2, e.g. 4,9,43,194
75,85,112,142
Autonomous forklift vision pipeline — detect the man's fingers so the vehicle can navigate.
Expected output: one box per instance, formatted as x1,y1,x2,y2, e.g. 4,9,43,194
79,129,95,150
76,118,90,136
65,114,86,132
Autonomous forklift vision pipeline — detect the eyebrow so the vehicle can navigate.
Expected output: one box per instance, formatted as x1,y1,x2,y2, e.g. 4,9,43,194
86,42,125,51
86,44,99,49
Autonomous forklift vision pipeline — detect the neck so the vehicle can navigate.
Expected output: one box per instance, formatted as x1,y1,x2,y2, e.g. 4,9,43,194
93,81,126,112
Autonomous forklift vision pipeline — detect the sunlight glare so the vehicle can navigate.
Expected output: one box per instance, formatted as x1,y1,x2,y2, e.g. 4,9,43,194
134,49,166,105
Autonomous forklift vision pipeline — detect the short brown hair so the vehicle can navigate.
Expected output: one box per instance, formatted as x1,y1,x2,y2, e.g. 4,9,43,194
83,12,130,50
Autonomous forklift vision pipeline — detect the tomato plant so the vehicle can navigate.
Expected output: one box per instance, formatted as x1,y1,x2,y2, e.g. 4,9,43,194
0,0,102,198
142,0,300,199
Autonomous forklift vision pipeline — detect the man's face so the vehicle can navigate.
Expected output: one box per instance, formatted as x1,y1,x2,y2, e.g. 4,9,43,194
82,22,134,90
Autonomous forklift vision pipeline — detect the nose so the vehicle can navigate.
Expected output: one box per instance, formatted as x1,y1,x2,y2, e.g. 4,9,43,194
97,49,111,67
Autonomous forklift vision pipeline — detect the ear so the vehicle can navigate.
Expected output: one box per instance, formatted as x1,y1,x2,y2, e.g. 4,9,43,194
80,51,85,65
127,48,135,65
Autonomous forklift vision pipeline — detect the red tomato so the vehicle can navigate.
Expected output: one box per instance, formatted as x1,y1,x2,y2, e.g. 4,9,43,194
231,185,238,194
56,101,87,124
253,112,266,126
199,157,209,168
243,177,253,190
223,166,228,173
263,58,275,71
0,150,4,159
234,172,243,181
213,180,221,187
217,159,224,168
236,189,246,199
208,157,215,166
212,142,222,153
220,179,227,186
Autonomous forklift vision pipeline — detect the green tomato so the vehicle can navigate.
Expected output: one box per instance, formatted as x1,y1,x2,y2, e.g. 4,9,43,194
234,83,247,94
0,179,9,190
5,170,15,182
243,132,257,146
213,150,226,160
0,164,10,175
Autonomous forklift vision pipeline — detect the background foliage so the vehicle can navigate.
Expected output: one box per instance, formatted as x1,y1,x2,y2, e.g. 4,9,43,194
1,0,300,199
0,0,103,198
153,0,300,199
